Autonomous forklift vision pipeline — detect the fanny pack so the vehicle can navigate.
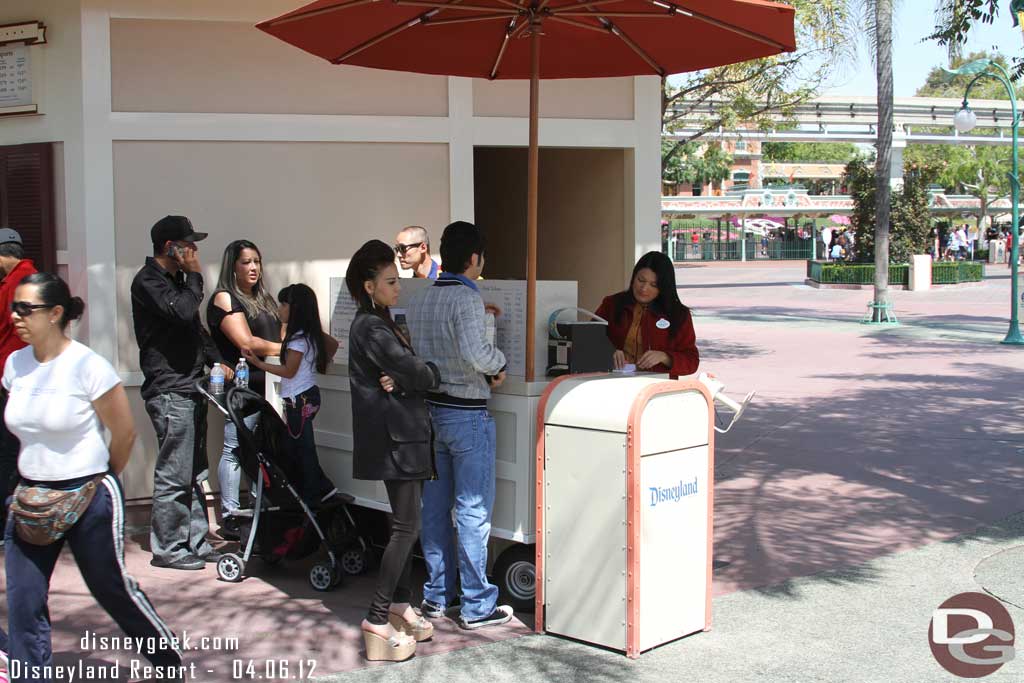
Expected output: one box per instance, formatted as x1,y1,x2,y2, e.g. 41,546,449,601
9,474,106,545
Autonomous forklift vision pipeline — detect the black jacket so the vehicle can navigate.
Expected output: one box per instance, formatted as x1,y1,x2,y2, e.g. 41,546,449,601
130,257,221,400
349,312,440,481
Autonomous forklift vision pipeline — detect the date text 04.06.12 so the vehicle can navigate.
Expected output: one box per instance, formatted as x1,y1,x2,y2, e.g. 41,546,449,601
231,659,317,680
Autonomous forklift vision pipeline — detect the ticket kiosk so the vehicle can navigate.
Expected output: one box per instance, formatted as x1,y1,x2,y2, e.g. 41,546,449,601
535,374,716,657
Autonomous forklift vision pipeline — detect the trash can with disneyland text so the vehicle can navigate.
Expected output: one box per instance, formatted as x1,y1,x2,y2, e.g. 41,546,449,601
534,373,714,658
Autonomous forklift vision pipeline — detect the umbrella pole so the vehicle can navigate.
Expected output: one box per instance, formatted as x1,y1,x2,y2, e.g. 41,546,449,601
526,25,540,382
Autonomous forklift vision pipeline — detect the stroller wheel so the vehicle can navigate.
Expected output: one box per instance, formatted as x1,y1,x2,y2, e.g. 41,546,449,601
217,553,245,583
309,562,337,592
340,547,369,576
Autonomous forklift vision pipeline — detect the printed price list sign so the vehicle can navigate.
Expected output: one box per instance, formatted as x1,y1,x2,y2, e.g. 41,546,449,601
0,45,32,108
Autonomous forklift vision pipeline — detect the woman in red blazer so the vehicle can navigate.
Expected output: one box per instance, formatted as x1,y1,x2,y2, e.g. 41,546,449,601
595,251,699,378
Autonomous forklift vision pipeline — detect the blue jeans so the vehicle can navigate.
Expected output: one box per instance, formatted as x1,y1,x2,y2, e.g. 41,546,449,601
145,393,213,563
421,406,498,621
218,413,258,516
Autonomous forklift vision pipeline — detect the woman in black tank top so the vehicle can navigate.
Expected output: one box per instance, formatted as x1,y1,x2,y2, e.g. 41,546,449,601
207,240,281,536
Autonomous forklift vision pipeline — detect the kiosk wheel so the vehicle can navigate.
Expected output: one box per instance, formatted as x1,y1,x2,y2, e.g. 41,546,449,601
493,544,536,613
217,553,245,583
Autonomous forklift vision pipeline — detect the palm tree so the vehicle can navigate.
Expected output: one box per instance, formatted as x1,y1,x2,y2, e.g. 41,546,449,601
872,0,894,321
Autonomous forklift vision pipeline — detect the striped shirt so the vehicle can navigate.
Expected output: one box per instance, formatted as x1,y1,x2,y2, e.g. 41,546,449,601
406,274,506,402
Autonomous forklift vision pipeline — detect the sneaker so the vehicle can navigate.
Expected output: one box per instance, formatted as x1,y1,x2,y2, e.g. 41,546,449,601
457,605,513,630
420,598,460,619
218,517,241,540
150,554,204,571
198,550,223,563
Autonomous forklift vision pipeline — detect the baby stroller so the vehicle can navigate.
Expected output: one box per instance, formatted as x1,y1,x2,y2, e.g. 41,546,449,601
197,380,370,591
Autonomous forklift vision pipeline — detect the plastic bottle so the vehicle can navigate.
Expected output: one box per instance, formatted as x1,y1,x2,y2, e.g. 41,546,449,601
209,363,225,395
235,358,249,389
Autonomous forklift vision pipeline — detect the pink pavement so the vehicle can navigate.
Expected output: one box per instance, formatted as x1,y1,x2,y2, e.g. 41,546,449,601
675,262,1024,595
0,260,1020,679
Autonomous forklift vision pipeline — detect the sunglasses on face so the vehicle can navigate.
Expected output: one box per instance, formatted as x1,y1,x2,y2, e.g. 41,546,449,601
11,301,54,317
394,242,424,256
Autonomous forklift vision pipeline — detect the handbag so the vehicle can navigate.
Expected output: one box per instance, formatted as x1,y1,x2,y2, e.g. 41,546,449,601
9,474,105,545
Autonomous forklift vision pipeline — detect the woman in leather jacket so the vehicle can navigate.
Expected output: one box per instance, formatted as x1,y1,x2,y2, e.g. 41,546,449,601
346,240,440,662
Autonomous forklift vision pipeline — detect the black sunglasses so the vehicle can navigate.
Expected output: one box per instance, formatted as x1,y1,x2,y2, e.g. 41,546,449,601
11,301,55,317
394,242,424,256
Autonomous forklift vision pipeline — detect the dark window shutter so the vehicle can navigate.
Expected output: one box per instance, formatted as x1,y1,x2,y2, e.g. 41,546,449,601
0,143,56,274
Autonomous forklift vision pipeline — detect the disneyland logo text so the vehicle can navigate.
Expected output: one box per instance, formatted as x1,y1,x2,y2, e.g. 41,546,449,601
649,477,699,507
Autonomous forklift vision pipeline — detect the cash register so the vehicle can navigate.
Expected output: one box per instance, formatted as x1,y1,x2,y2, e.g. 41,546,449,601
547,308,615,376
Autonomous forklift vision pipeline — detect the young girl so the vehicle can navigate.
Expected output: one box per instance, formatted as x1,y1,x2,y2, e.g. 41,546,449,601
242,284,340,507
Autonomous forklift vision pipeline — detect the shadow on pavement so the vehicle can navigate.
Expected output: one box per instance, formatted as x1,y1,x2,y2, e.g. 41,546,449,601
709,360,1024,599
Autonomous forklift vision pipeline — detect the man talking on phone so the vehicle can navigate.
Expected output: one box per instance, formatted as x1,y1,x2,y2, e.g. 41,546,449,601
131,215,232,571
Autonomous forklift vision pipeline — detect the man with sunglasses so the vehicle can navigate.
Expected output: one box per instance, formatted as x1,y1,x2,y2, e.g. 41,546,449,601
131,215,231,571
0,228,35,538
395,225,439,280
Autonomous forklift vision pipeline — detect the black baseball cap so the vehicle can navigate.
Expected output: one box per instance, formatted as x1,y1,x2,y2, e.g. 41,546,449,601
150,215,208,247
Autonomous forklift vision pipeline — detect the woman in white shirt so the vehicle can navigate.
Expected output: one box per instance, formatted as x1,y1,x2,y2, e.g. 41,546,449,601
243,284,340,508
3,273,183,681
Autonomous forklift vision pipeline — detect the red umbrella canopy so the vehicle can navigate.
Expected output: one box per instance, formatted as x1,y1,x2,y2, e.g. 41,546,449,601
256,0,796,79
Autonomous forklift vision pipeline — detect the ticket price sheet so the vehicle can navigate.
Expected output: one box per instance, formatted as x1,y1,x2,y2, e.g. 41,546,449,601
0,45,31,108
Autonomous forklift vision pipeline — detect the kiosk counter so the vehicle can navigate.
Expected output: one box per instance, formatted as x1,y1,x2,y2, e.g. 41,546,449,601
266,276,750,628
265,278,578,609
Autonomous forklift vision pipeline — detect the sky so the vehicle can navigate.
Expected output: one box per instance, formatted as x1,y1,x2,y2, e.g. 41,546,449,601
821,3,1024,98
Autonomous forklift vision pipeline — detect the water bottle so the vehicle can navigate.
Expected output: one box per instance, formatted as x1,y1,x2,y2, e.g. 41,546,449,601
209,363,225,396
234,358,249,389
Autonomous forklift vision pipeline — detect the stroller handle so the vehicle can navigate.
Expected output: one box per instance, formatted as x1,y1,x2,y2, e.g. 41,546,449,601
225,385,265,427
194,379,264,423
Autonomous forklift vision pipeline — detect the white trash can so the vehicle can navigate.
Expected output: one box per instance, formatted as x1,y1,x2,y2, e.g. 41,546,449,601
535,373,714,657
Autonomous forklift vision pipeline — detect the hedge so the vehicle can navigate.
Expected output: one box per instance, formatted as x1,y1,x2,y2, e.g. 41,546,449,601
807,260,984,285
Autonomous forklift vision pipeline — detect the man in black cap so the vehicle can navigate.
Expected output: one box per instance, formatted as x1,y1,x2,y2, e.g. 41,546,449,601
0,228,35,540
131,215,232,570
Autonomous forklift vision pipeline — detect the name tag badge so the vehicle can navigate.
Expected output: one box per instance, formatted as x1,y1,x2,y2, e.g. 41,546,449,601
656,318,670,330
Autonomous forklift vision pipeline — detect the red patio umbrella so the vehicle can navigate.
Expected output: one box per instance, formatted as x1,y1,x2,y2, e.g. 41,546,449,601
257,0,796,380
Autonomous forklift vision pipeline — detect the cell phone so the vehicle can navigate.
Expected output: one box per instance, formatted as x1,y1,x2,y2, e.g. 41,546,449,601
166,244,184,260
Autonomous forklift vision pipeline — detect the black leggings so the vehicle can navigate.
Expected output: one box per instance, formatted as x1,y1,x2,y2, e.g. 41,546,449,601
366,479,423,625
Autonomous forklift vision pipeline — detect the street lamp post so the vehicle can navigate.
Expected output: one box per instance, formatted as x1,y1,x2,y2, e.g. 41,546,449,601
945,58,1024,345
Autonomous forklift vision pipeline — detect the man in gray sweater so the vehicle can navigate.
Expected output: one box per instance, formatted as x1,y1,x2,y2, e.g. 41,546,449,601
405,221,512,629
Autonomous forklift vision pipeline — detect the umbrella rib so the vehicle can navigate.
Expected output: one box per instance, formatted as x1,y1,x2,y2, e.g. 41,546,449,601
607,23,665,76
488,17,518,79
655,0,789,51
546,0,630,11
424,13,519,24
330,1,461,63
577,2,665,77
263,0,373,26
547,15,608,33
395,1,518,12
554,11,672,17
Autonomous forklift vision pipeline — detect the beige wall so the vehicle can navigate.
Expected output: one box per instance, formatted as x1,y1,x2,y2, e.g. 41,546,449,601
113,140,449,499
473,78,634,120
475,147,627,311
110,19,449,116
113,140,450,373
